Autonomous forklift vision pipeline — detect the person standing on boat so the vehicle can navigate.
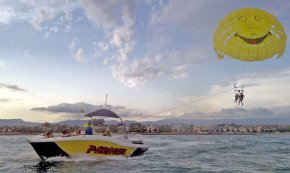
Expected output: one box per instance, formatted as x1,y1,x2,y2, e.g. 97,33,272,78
84,121,93,135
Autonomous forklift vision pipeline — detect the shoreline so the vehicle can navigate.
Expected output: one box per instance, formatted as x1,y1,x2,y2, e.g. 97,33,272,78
0,132,40,136
1,132,289,136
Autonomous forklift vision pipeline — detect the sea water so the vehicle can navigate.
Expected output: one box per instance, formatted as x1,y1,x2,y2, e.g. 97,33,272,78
1,134,290,173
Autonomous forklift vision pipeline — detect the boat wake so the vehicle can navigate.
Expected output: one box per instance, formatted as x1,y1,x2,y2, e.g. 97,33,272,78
44,154,129,162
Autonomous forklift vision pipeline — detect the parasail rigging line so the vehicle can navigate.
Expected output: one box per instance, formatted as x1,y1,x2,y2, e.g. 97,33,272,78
137,86,233,121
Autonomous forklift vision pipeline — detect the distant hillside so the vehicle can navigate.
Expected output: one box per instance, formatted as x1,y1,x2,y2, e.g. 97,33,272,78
55,120,86,126
0,119,41,126
0,119,138,127
2,117,290,127
141,118,290,126
56,119,138,126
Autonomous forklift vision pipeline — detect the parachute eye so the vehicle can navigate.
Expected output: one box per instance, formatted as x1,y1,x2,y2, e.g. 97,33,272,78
255,16,262,22
238,15,247,22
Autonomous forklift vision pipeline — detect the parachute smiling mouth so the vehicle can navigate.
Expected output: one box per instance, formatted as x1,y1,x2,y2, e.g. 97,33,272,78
234,32,271,44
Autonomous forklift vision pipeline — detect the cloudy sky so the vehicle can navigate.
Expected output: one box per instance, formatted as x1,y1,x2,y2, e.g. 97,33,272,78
0,0,290,123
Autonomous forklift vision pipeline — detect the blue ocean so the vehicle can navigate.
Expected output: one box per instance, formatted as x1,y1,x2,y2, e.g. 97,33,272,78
1,134,290,173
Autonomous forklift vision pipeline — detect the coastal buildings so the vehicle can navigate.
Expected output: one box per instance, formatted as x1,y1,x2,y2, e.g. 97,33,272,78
145,125,160,133
1,123,290,135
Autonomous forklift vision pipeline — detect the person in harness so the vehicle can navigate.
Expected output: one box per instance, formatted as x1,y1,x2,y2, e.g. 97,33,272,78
234,92,239,103
237,90,245,106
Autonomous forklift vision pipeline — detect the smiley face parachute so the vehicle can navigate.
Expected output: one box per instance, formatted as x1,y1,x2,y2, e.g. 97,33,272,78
214,8,287,62
213,8,287,106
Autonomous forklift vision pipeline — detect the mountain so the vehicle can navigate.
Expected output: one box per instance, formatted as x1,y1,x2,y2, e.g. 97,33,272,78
0,119,138,127
56,119,138,126
56,120,86,126
2,117,290,127
0,119,41,126
141,117,290,126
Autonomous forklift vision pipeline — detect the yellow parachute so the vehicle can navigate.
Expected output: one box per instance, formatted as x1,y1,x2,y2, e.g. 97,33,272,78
214,8,287,62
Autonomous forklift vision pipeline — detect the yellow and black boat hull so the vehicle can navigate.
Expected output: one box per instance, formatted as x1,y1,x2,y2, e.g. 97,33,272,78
29,135,148,159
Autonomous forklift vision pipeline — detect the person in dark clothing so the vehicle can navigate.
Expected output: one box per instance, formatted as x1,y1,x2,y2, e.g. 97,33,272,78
84,121,93,135
234,92,239,103
238,90,245,106
85,126,93,135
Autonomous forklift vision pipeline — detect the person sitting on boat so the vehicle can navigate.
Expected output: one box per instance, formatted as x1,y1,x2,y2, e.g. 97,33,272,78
62,130,70,137
84,121,93,135
75,129,81,135
103,126,111,136
43,129,53,138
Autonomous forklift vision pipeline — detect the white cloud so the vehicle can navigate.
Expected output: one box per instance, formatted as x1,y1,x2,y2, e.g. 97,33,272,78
173,65,188,79
97,42,109,51
74,48,86,62
111,46,211,87
111,57,164,87
31,102,148,118
80,0,136,62
80,0,127,29
69,38,89,63
29,8,55,30
0,0,78,30
16,3,58,30
109,24,136,62
93,41,110,60
50,26,58,32
100,0,220,87
0,6,15,24
117,41,136,62
0,0,215,87
92,41,108,58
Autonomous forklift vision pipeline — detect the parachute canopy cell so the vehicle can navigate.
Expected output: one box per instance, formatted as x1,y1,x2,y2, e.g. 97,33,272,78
213,8,287,62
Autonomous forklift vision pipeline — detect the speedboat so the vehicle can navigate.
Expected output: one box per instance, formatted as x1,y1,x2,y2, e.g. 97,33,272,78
28,105,149,160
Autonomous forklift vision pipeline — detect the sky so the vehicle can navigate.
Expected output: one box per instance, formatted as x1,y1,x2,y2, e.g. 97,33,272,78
0,0,290,123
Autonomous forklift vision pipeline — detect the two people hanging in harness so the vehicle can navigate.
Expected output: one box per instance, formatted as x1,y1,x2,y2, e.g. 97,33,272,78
234,83,245,106
235,90,245,106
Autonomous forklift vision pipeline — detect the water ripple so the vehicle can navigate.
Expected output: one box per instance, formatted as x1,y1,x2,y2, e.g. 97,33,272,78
1,134,290,172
